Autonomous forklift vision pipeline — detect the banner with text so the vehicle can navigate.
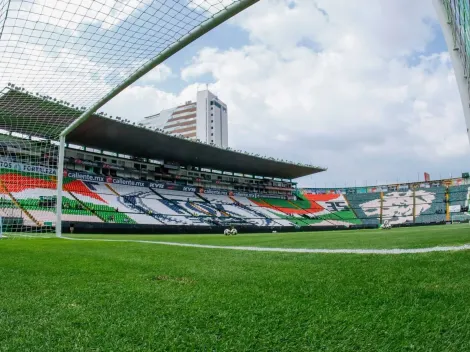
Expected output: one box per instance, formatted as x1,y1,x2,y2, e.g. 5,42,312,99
0,158,56,176
0,161,289,200
64,171,288,198
449,205,462,213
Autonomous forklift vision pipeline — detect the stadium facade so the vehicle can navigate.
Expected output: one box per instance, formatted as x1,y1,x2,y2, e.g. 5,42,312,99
0,88,327,234
138,90,228,148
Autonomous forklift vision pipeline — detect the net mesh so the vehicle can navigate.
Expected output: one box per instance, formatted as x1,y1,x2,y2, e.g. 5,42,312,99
442,0,470,101
0,0,246,236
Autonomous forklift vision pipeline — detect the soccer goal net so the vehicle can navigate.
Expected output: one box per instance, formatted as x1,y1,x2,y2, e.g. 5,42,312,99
0,0,258,237
451,213,470,224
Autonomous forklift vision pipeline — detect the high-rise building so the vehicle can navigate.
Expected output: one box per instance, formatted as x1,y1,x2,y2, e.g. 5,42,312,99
138,90,228,148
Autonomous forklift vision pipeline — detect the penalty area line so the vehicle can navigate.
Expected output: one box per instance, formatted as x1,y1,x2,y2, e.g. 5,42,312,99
61,237,470,255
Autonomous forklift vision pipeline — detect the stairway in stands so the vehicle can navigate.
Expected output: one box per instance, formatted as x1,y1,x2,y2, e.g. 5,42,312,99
284,199,325,226
228,196,278,226
134,198,168,224
255,198,301,224
105,184,120,196
0,180,40,226
212,203,232,217
67,191,106,222
343,195,360,222
287,200,309,214
188,201,212,216
195,193,210,203
192,193,244,223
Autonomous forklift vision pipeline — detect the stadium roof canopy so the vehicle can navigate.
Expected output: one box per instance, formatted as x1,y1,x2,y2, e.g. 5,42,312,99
0,88,325,179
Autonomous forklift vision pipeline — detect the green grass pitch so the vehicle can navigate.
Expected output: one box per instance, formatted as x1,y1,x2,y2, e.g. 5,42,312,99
1,225,470,351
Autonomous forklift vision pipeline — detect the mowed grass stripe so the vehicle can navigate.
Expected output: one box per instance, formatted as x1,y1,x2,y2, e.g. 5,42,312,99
1,236,470,351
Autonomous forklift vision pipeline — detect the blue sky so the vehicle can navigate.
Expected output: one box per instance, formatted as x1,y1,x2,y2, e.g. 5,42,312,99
100,0,470,188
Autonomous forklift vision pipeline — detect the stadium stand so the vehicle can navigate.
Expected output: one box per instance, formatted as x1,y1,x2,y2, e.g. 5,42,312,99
218,203,275,227
246,198,308,226
227,197,293,226
302,194,361,226
448,185,469,208
346,193,381,225
0,83,323,233
0,157,468,231
199,194,235,204
248,194,361,227
380,190,415,225
0,169,104,225
156,189,202,202
82,182,160,225
414,187,447,224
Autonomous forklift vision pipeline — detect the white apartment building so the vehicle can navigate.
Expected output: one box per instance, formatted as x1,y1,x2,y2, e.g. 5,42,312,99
138,90,228,148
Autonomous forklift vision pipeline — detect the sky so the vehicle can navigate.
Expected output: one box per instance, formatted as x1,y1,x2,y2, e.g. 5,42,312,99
98,0,470,188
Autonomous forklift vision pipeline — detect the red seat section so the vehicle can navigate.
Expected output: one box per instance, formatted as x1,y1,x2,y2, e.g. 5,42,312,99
303,194,341,214
64,179,105,202
0,170,105,203
0,174,56,192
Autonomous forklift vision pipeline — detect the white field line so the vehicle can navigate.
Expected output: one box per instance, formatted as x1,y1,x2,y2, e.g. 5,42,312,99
5,234,54,239
61,237,470,255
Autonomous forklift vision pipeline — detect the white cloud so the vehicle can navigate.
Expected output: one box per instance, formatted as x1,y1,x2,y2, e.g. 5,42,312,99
136,64,173,84
235,0,436,57
103,84,199,120
179,0,470,186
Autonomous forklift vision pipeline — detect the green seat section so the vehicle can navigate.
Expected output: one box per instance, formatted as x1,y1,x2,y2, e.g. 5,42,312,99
315,210,361,224
255,198,311,210
414,187,446,224
95,211,136,224
346,193,381,225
